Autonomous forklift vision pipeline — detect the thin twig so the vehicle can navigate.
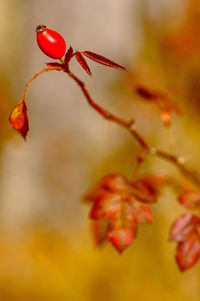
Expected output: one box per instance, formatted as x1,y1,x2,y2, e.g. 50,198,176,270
130,152,145,182
67,68,200,188
23,68,49,100
22,64,200,188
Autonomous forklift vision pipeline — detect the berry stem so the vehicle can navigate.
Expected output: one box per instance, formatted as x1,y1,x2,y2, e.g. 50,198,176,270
23,67,52,101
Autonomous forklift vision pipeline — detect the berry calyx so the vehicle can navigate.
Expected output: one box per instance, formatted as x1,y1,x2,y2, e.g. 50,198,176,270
36,25,66,59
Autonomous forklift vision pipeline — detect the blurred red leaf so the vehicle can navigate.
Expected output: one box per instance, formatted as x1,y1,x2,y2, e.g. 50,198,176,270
91,220,109,246
107,206,137,253
176,235,200,271
82,51,126,71
135,85,180,127
134,175,165,203
170,213,200,271
85,173,156,253
131,64,180,126
178,187,200,210
9,100,29,139
169,213,194,242
75,52,92,76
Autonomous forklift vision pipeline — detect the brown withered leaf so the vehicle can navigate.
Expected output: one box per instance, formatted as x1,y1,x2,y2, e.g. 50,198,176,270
82,51,126,71
9,100,29,139
85,173,156,253
170,213,200,271
75,52,92,76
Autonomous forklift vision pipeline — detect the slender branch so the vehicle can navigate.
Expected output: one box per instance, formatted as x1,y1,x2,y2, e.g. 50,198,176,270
67,68,200,188
23,68,48,100
130,152,145,183
67,69,149,149
21,64,200,188
23,64,62,101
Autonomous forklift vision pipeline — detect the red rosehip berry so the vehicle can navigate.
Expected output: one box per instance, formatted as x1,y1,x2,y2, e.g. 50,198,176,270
36,25,66,59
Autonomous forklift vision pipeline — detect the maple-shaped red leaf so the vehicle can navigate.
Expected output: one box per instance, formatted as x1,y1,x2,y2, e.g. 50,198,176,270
75,52,92,76
82,51,126,71
85,173,154,253
107,205,137,253
170,213,200,271
9,100,29,139
84,174,128,204
178,187,200,210
134,175,165,203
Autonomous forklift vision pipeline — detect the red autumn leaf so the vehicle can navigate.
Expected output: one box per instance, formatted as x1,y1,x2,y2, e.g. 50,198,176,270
133,175,165,203
9,100,29,139
107,205,137,253
178,187,200,210
169,213,194,242
85,173,154,253
82,51,126,71
75,52,92,76
170,213,200,271
176,235,200,271
64,46,74,67
91,220,109,246
84,174,128,204
90,193,121,219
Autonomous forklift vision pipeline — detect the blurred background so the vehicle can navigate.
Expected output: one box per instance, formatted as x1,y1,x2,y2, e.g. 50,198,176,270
1,0,200,300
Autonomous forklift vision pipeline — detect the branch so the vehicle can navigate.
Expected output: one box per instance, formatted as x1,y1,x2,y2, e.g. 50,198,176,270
20,64,200,188
67,68,200,188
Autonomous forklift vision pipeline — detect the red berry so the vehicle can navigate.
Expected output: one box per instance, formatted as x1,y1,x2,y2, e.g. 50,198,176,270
36,25,66,59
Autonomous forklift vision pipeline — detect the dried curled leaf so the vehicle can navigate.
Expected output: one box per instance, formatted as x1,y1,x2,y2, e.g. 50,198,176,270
75,52,92,76
84,173,160,253
170,213,200,271
82,51,126,71
9,100,29,139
